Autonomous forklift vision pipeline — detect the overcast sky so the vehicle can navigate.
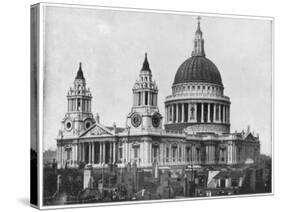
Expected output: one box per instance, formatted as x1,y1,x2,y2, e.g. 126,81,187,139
42,5,272,155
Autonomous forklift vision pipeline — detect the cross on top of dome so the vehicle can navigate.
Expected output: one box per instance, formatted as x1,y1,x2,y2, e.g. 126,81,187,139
196,16,202,34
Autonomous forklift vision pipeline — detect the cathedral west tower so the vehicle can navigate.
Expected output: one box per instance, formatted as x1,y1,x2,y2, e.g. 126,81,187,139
58,62,95,138
126,53,163,133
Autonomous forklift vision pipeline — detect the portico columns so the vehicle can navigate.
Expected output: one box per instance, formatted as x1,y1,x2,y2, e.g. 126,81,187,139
82,143,85,162
113,142,116,163
103,143,106,163
88,143,91,164
108,143,111,163
99,142,102,164
92,143,95,164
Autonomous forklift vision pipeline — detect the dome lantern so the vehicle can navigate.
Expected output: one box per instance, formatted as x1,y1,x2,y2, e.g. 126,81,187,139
191,16,205,57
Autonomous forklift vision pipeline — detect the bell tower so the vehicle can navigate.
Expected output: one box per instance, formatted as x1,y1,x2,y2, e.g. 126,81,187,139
58,63,95,138
126,53,163,132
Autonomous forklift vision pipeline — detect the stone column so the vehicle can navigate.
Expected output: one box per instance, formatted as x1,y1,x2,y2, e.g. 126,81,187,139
207,103,211,122
171,104,174,123
109,142,112,163
177,144,179,162
228,106,230,124
186,103,189,122
143,91,146,106
194,103,197,122
123,142,126,163
103,143,106,164
201,102,204,123
76,144,79,162
218,104,221,123
147,143,151,164
57,145,60,168
165,105,169,123
169,144,172,164
113,142,116,163
222,105,225,123
159,144,162,165
213,104,217,122
88,143,91,164
79,143,81,163
175,104,178,123
181,103,185,122
92,143,95,164
99,142,102,164
227,106,230,123
82,143,84,162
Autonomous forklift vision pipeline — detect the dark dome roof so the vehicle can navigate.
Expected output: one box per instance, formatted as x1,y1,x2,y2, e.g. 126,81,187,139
173,56,223,86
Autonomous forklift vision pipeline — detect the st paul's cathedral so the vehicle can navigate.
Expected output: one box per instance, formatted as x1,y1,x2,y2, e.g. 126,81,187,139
56,18,260,172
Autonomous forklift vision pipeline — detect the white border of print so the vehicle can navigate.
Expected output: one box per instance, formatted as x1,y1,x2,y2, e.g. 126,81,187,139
33,2,274,210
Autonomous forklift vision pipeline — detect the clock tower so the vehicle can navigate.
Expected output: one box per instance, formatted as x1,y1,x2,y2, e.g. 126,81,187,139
58,63,95,138
126,53,163,133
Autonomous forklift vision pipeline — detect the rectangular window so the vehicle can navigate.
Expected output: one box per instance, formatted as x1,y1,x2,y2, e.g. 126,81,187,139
179,147,182,162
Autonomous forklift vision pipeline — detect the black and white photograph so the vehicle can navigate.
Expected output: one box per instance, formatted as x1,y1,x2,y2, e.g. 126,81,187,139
30,2,273,209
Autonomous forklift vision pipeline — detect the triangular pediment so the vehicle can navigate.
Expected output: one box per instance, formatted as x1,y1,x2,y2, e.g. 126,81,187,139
244,132,256,141
79,123,114,138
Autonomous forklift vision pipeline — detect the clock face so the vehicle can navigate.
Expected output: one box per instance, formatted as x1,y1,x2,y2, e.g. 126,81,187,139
65,120,72,131
152,113,161,128
131,113,142,128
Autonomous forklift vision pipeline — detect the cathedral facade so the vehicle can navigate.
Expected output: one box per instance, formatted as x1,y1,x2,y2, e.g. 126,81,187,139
56,19,260,170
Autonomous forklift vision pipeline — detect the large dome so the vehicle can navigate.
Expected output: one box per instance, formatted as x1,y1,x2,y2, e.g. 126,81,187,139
173,56,223,86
